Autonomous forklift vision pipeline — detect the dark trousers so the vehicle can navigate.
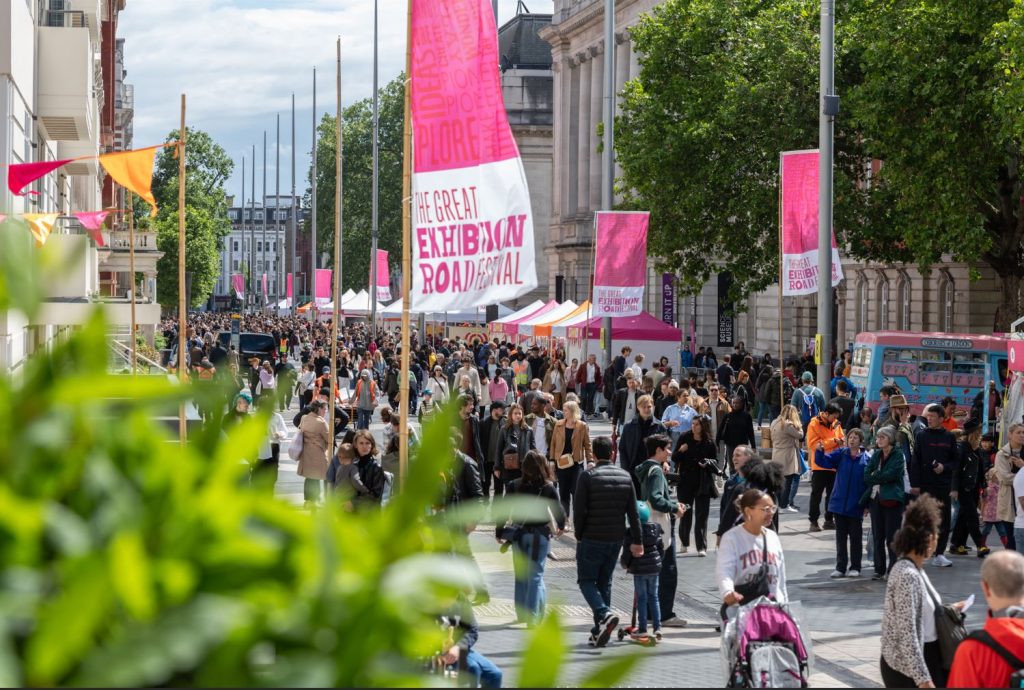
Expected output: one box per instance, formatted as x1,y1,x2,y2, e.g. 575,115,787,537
555,462,583,520
659,518,678,621
920,486,953,555
834,514,863,573
782,473,801,509
950,490,984,550
582,383,597,416
869,499,903,575
576,539,621,634
481,462,494,497
300,390,313,410
881,641,945,688
809,470,836,524
678,495,710,552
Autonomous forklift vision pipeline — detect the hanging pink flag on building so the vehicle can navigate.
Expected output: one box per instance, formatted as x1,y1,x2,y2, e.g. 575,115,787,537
373,249,392,302
231,273,245,299
780,150,844,296
593,211,650,317
73,211,109,247
315,269,332,302
409,0,537,312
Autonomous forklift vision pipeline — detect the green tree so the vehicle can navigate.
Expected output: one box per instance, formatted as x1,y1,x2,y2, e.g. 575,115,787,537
618,0,1024,328
308,75,404,294
151,128,234,310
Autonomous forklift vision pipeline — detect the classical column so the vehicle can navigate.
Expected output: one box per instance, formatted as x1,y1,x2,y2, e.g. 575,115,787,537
576,52,591,215
589,42,604,211
551,57,564,220
614,32,631,195
568,57,581,219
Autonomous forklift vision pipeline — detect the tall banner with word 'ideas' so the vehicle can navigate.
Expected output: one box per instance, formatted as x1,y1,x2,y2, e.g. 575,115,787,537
409,0,537,312
593,211,650,317
780,149,844,296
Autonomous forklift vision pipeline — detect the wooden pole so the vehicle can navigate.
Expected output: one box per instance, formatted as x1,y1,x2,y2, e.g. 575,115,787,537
330,37,343,446
128,186,137,375
398,0,413,489
178,94,188,446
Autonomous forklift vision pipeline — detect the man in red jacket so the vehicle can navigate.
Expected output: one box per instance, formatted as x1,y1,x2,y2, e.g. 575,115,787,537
575,353,603,419
948,550,1024,688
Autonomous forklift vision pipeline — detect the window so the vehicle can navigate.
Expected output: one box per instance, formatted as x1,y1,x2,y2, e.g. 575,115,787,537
919,350,952,387
232,260,239,270
233,240,239,252
257,241,262,252
897,272,911,330
876,275,890,330
938,271,954,331
855,275,868,334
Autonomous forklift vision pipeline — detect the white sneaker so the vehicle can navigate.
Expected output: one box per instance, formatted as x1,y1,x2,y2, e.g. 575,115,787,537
848,569,860,578
784,506,799,513
932,555,953,568
697,550,707,557
829,570,845,578
679,546,688,554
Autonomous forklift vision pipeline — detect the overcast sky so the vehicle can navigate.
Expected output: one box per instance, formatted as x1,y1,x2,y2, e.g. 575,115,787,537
120,0,554,206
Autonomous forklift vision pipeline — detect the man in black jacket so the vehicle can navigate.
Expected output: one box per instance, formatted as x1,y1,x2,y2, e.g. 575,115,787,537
911,403,960,567
574,436,644,648
618,395,667,494
478,402,506,497
950,418,986,556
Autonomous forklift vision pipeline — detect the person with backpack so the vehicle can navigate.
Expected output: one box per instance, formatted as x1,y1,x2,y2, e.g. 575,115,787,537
791,371,827,426
805,402,846,532
948,550,1024,688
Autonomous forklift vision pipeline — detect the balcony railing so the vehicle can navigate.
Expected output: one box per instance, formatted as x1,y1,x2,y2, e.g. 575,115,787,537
44,9,87,28
109,231,158,251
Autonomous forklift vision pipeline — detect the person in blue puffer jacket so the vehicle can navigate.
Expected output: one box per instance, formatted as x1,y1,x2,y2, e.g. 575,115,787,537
814,427,870,579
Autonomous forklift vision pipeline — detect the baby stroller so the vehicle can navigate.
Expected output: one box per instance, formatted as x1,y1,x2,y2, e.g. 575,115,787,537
721,597,812,688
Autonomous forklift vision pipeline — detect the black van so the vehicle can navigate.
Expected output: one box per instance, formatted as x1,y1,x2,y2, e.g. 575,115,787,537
217,332,278,364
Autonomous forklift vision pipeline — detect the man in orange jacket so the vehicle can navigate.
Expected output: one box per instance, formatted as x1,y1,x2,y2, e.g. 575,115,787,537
949,550,1024,688
806,402,845,532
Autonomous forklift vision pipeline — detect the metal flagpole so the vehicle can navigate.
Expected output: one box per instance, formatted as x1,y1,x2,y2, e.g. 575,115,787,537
250,144,256,312
817,0,836,387
311,67,319,323
290,93,297,316
262,129,268,309
600,0,616,369
178,95,188,446
370,0,380,340
398,0,413,490
276,113,281,303
241,156,245,308
330,37,343,445
778,155,785,420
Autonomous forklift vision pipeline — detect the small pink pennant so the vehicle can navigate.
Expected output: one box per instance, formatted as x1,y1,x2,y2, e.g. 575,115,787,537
73,211,109,246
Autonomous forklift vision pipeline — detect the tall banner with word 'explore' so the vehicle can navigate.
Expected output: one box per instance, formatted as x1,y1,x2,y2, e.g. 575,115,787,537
409,0,537,312
593,211,650,317
780,150,844,296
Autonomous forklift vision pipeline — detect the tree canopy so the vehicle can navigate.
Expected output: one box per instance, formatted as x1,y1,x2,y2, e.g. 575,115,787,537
307,74,404,295
617,0,1024,328
151,128,234,310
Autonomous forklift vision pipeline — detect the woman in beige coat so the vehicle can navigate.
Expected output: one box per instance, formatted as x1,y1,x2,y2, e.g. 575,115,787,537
548,400,593,521
771,404,805,513
995,424,1024,531
298,399,332,506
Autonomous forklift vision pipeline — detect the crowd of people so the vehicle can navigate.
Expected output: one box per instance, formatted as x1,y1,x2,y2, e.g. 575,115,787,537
159,314,1024,688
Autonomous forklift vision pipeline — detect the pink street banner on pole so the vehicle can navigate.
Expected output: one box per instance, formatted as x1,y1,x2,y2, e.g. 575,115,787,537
261,273,268,303
231,273,245,299
593,211,650,317
286,273,293,300
315,269,332,303
780,150,844,296
374,249,392,302
409,0,537,312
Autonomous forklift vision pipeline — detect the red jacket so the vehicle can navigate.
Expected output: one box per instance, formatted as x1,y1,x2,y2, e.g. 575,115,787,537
948,616,1024,688
575,361,603,391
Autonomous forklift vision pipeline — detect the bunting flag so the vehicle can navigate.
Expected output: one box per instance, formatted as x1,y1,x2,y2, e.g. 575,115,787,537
22,214,59,246
98,146,162,217
73,211,109,247
7,159,74,196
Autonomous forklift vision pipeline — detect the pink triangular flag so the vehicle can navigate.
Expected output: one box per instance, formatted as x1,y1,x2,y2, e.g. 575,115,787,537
73,211,109,246
7,159,74,196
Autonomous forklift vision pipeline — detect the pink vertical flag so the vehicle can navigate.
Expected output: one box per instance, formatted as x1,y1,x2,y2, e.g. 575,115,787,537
780,150,843,295
315,269,332,302
262,273,268,303
593,211,650,317
231,273,245,299
373,249,392,301
409,0,537,312
287,273,293,301
7,159,74,196
73,211,109,246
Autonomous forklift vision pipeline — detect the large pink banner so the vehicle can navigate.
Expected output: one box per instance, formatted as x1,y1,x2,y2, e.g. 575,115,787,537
286,273,293,300
593,211,650,316
374,249,392,302
261,273,268,303
315,268,332,302
231,273,244,299
409,0,537,312
780,150,843,296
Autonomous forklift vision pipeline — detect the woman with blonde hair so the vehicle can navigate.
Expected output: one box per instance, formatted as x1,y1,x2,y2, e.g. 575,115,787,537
771,404,805,513
548,399,594,519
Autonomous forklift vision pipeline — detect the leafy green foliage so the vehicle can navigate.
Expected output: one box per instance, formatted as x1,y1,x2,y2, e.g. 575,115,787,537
308,75,404,293
151,128,234,309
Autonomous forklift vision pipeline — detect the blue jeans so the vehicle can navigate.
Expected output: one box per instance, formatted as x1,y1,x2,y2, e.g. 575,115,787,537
634,574,661,633
576,538,621,633
356,408,373,430
782,473,801,510
464,648,503,688
513,531,550,622
581,382,597,416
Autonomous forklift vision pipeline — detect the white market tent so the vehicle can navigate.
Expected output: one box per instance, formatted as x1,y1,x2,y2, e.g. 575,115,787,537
341,290,372,314
549,306,593,338
380,298,513,322
488,300,547,337
516,301,579,339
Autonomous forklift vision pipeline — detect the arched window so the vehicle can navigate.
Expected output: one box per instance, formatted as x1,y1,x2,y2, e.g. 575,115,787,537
877,275,890,330
897,272,911,330
855,275,869,334
938,271,955,331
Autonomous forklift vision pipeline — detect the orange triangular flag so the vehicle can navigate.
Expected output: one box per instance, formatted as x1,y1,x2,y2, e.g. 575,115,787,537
22,213,59,246
99,145,161,217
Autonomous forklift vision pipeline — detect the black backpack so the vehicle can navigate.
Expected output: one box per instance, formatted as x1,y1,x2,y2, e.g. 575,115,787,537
967,630,1024,688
